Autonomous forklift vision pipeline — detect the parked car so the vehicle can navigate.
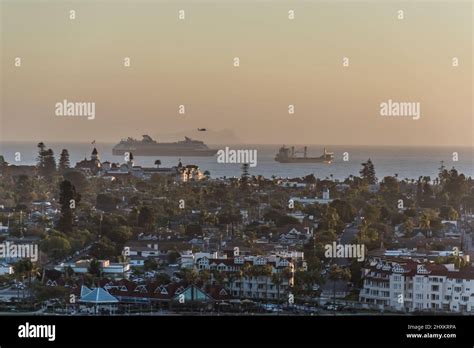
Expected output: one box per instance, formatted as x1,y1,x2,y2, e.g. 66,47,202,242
324,302,342,311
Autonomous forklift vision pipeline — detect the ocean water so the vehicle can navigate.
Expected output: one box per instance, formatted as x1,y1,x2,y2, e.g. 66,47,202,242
0,142,473,181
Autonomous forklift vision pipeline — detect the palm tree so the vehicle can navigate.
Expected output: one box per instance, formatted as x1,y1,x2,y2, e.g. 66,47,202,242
419,213,431,236
272,267,293,308
240,263,254,301
13,259,39,302
403,219,414,237
448,208,459,221
271,272,282,301
260,265,273,299
154,160,161,168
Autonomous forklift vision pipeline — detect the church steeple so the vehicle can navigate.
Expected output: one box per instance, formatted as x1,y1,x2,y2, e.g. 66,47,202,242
91,147,99,161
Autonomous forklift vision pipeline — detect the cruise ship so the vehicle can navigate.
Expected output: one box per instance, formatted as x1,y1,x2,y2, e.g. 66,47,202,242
112,135,218,156
275,146,334,163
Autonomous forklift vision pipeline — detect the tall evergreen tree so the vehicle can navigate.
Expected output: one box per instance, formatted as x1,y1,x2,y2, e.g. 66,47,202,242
57,180,81,234
360,159,377,184
241,163,250,184
43,149,57,176
36,142,46,171
36,143,56,177
58,149,70,172
138,206,154,229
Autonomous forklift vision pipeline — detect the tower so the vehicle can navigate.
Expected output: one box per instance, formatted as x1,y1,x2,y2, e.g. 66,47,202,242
127,152,134,167
91,147,99,161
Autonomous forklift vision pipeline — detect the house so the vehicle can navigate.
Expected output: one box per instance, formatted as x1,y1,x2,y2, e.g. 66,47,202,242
0,225,9,236
278,225,312,245
0,263,14,275
441,221,461,238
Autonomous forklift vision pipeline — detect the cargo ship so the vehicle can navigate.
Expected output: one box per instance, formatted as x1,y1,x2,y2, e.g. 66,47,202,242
275,146,334,163
112,135,217,156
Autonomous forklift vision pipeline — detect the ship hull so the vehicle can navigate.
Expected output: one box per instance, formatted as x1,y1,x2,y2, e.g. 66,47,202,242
112,148,217,157
275,157,332,164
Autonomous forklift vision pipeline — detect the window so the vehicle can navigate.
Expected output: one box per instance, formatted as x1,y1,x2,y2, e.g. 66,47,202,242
415,294,423,300
431,285,439,292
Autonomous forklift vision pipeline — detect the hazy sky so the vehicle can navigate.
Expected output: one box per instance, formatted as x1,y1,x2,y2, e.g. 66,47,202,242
1,0,472,146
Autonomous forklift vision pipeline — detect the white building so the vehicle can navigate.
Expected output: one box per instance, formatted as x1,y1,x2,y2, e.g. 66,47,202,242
180,251,219,269
54,259,130,278
0,263,14,275
290,188,333,206
194,254,295,301
359,257,474,313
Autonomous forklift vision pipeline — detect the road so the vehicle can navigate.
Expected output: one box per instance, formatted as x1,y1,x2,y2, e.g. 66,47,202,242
335,223,360,266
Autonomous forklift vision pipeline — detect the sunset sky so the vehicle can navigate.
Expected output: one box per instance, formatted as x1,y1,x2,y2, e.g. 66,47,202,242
1,0,472,146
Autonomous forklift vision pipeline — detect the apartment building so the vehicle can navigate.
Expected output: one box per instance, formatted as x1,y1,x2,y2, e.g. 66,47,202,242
195,253,295,301
359,257,474,313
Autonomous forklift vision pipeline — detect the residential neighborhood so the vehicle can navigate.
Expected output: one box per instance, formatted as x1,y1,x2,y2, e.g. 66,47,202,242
0,145,473,316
